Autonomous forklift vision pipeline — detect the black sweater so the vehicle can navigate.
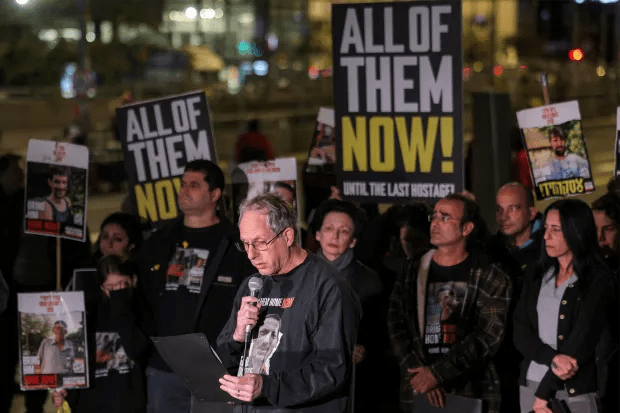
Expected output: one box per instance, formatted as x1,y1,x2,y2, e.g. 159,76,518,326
513,263,614,400
216,254,361,413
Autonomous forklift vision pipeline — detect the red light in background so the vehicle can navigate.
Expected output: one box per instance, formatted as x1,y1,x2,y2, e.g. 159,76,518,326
520,64,527,71
568,48,584,61
493,65,503,77
463,67,472,78
308,65,319,79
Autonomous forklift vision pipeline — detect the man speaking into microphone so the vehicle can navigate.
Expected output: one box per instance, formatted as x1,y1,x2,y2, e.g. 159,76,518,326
217,194,361,412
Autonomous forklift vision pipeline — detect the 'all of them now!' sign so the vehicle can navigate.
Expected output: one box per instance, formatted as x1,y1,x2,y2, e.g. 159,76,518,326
116,91,216,227
332,1,463,203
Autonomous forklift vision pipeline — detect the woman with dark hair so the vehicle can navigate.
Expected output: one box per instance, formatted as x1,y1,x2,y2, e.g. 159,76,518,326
53,255,149,413
94,212,143,261
313,199,383,413
514,199,614,413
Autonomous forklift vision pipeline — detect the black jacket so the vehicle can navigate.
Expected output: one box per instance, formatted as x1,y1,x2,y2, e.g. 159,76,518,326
513,263,614,400
340,258,382,353
487,215,543,385
136,217,255,348
488,214,544,299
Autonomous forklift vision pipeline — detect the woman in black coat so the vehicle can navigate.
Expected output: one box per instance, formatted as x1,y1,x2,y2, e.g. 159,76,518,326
514,199,615,413
313,199,383,413
53,255,149,413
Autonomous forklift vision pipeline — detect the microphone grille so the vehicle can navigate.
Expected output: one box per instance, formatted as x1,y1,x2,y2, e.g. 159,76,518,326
248,276,263,292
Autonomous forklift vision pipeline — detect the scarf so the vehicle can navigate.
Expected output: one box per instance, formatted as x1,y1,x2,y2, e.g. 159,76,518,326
317,248,355,271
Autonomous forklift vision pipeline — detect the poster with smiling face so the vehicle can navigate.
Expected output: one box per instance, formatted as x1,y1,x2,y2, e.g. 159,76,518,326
23,140,89,241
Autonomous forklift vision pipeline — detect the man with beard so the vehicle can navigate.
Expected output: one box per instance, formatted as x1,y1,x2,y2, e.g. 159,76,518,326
40,166,73,223
544,127,590,181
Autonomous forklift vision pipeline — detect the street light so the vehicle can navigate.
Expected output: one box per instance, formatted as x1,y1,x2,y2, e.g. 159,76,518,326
15,0,29,5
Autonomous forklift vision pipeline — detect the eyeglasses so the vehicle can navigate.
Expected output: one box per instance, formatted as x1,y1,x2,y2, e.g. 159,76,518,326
428,213,461,223
235,229,285,252
101,280,131,293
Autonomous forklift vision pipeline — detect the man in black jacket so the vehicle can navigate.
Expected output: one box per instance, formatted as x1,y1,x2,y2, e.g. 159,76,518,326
137,160,255,413
488,182,542,413
217,194,361,413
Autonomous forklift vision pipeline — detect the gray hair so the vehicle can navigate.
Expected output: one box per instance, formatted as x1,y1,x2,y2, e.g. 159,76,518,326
239,193,298,240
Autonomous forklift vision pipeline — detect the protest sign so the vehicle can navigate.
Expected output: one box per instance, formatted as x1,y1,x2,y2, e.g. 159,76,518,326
517,101,594,200
332,1,463,202
24,140,88,241
306,107,336,173
230,157,298,223
117,91,216,227
18,291,89,390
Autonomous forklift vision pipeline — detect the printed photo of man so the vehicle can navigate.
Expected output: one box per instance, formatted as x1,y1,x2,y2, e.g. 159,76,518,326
543,127,590,181
39,166,73,223
37,320,75,374
436,285,461,324
245,314,282,375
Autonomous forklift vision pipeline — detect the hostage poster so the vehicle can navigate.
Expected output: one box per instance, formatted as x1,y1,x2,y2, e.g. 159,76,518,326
517,101,594,200
18,292,89,390
306,107,336,173
117,91,216,227
24,140,89,241
332,1,463,203
230,157,298,223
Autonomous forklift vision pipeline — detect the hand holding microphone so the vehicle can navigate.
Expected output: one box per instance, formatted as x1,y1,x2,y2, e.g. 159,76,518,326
233,277,263,343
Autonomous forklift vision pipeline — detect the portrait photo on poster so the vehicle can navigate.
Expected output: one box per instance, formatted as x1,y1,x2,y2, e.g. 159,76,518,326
521,121,594,199
307,107,336,173
517,101,595,200
230,158,299,224
18,292,89,391
24,162,87,240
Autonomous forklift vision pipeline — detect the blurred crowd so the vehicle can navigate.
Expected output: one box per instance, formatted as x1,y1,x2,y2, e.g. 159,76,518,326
0,152,618,413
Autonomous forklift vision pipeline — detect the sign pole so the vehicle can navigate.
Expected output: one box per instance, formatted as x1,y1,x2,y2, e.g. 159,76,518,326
541,73,551,105
56,238,62,291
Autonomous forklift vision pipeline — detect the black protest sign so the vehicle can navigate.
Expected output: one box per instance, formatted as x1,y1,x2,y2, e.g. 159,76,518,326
332,1,463,203
117,91,216,226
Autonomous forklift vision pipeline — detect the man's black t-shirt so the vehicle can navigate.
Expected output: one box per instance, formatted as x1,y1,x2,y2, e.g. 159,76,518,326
148,223,224,372
157,223,224,336
423,256,471,364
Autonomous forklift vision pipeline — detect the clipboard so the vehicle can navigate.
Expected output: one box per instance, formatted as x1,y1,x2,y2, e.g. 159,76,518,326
151,333,237,404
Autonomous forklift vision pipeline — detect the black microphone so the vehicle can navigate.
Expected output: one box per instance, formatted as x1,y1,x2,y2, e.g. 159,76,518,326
245,276,264,342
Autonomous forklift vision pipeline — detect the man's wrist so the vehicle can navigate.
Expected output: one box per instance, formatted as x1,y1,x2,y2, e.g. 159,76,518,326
232,330,245,342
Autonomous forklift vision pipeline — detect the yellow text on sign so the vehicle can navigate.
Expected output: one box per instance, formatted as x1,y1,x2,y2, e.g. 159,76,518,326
135,177,181,222
342,116,454,173
537,178,585,198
